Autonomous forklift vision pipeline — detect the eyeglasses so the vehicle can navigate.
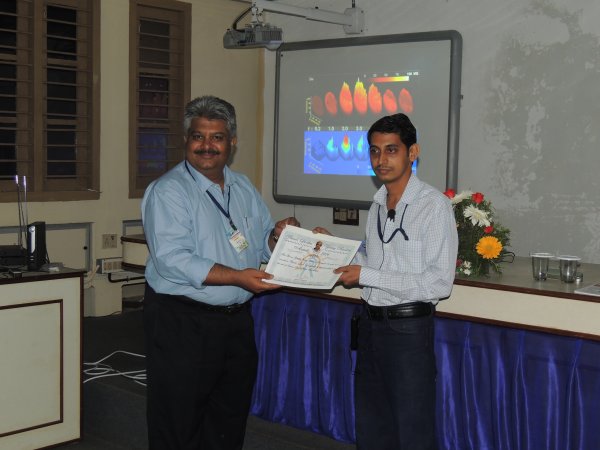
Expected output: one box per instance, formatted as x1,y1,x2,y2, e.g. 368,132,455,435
377,204,409,243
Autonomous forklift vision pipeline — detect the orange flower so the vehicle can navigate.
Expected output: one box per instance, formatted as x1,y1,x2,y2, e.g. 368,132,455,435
476,236,502,259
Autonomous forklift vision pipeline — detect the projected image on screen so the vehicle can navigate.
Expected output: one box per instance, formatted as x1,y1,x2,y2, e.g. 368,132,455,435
274,32,462,209
303,73,420,176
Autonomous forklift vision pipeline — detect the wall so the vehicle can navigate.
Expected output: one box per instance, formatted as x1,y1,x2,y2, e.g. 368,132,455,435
259,0,600,263
190,1,262,181
0,0,260,315
3,0,598,311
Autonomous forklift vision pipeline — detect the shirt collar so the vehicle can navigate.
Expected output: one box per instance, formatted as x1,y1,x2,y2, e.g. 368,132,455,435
373,174,423,208
184,161,235,192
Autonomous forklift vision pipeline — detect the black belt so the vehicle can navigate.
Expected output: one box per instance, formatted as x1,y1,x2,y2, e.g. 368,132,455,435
173,295,249,314
364,301,434,320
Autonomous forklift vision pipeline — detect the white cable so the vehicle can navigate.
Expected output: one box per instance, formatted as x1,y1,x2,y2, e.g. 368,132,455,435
86,349,145,365
83,350,147,386
83,370,147,386
84,264,99,289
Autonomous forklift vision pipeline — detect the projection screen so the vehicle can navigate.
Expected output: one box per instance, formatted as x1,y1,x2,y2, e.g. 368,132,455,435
272,30,462,209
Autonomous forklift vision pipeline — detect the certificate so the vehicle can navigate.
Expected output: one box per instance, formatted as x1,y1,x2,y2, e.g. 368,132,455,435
264,225,362,289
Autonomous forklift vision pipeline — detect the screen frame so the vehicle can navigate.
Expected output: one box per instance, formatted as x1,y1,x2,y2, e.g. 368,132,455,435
272,30,463,209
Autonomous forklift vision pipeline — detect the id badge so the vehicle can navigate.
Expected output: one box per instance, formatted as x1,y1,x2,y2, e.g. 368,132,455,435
228,229,249,253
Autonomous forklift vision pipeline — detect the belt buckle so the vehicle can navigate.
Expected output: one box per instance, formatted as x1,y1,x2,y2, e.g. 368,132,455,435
225,303,242,314
223,302,248,314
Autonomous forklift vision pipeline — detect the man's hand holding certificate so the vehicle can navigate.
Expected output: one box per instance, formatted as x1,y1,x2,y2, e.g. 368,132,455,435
264,225,361,289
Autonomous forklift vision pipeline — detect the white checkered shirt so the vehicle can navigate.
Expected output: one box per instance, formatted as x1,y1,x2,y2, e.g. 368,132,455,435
356,175,458,307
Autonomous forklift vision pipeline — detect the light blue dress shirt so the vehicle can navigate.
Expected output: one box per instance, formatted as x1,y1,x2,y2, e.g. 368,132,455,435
141,161,274,305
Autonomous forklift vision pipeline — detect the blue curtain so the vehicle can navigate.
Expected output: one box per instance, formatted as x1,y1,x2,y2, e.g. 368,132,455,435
251,292,600,449
436,319,600,450
251,291,360,443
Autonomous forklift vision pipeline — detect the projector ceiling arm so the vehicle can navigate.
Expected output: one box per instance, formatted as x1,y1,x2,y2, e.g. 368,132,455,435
252,0,364,34
230,5,253,31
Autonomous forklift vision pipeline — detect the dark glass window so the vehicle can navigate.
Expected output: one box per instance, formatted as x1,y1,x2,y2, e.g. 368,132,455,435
0,0,99,201
130,1,190,197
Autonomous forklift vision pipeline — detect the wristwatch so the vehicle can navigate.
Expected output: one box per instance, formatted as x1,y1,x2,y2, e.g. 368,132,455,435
270,228,279,242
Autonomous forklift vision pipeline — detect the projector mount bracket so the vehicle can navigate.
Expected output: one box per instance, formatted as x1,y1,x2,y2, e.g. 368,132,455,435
250,0,364,34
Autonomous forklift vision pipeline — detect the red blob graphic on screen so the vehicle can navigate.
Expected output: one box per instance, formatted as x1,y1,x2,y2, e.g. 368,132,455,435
353,79,368,115
340,134,352,160
342,134,350,149
339,82,353,115
311,95,325,117
367,84,382,114
383,89,398,113
399,88,414,114
324,91,338,116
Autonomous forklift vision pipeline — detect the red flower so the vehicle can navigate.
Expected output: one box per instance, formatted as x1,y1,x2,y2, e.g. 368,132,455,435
484,225,494,234
472,192,484,204
444,188,456,199
456,258,463,267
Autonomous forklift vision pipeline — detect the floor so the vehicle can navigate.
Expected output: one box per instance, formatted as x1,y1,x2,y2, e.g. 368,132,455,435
54,306,355,450
57,415,354,450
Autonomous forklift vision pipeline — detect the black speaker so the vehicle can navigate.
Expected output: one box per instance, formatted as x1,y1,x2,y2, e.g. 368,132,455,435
27,221,47,271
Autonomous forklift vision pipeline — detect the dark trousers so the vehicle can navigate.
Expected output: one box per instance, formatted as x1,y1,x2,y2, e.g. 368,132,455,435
355,308,437,450
144,285,258,450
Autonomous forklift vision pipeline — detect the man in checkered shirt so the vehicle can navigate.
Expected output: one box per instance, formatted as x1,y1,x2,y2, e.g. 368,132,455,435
333,113,458,450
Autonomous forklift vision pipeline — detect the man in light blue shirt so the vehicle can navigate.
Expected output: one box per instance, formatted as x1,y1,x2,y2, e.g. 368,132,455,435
142,95,298,450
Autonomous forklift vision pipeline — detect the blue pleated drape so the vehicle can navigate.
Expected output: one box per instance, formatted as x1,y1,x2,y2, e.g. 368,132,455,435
251,292,600,449
251,291,360,443
435,319,600,450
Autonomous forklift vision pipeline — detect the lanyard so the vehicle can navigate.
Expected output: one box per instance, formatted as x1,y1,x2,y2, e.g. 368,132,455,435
184,161,237,231
377,203,409,242
206,188,237,231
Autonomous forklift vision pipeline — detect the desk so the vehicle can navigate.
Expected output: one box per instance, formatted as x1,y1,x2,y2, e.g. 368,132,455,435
311,256,600,339
250,259,600,448
0,270,83,449
442,256,600,339
121,234,148,273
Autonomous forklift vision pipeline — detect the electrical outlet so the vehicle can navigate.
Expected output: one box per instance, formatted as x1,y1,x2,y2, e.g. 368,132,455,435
333,208,359,226
96,257,123,274
102,234,118,249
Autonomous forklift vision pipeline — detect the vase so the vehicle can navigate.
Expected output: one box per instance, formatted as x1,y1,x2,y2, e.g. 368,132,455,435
480,260,490,276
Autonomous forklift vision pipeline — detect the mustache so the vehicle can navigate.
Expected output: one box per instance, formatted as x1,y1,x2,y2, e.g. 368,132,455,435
194,149,220,156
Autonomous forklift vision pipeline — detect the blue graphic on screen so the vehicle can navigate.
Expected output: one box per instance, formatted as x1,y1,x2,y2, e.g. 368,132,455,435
304,130,417,176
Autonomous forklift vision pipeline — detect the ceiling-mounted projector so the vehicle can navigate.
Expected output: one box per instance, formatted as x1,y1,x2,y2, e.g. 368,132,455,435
223,23,283,50
224,0,364,50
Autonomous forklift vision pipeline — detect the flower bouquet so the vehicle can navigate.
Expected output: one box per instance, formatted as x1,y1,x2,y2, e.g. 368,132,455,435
444,189,511,277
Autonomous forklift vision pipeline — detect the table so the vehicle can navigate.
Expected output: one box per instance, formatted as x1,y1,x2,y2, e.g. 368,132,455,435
250,258,600,448
0,270,84,449
443,256,600,339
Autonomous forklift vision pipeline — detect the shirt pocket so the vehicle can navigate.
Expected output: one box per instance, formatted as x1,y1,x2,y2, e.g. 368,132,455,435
389,239,425,273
